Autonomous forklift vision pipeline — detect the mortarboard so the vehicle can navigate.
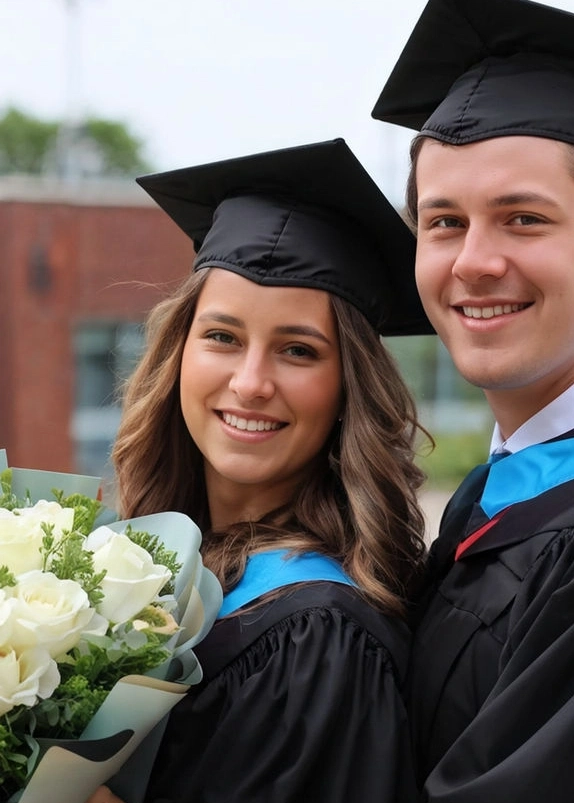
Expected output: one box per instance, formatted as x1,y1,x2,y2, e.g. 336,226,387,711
136,139,432,336
371,0,574,146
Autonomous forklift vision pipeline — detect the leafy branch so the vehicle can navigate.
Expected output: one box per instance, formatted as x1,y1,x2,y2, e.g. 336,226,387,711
41,526,106,607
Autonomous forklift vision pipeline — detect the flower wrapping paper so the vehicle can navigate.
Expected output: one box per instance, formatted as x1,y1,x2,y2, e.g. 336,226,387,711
0,450,222,803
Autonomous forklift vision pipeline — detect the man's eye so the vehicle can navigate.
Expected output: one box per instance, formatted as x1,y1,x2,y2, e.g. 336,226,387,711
434,217,462,228
511,214,544,225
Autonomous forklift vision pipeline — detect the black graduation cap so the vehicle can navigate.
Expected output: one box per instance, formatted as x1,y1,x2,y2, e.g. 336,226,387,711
136,139,432,336
371,0,574,145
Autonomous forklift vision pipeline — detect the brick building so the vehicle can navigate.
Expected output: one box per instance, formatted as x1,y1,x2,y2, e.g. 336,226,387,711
0,175,194,486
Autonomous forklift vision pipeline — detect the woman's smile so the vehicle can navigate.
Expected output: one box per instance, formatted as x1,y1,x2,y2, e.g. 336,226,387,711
217,410,286,434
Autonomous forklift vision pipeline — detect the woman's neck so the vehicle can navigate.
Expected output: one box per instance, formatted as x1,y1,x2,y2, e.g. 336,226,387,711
206,479,295,530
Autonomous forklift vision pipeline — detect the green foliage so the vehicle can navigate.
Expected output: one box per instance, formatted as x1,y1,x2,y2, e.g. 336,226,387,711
0,714,29,794
0,468,20,510
41,527,106,608
0,479,181,799
51,489,103,535
30,627,168,740
385,334,439,399
0,105,151,176
0,477,106,606
84,117,150,175
25,674,108,740
0,626,171,798
386,334,486,403
417,430,491,489
0,566,17,589
67,628,171,688
0,107,58,174
0,602,172,798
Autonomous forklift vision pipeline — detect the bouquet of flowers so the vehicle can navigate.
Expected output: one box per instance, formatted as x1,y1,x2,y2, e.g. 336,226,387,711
0,451,222,803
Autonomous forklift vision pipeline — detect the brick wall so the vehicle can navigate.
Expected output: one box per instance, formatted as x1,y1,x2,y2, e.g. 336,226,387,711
0,180,194,472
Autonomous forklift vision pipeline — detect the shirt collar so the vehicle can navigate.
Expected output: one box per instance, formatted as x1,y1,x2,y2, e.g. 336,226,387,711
490,383,574,456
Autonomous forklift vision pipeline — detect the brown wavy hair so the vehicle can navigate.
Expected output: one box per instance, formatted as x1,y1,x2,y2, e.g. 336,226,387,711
112,268,429,616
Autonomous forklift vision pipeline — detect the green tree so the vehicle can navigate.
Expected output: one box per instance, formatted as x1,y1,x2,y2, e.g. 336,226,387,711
0,107,58,174
82,117,151,175
0,106,151,177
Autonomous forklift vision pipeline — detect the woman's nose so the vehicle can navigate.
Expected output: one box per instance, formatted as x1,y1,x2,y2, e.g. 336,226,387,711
228,351,275,401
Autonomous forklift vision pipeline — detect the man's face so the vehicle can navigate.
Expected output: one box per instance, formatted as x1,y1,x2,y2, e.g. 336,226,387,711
415,135,574,433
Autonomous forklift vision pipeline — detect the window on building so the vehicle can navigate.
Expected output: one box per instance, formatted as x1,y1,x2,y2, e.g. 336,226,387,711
72,322,144,482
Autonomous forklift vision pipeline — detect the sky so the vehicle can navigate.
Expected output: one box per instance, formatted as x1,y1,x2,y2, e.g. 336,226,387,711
2,0,574,205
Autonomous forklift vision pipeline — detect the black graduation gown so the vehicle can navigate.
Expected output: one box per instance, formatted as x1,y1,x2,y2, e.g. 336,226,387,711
144,582,418,803
410,472,574,803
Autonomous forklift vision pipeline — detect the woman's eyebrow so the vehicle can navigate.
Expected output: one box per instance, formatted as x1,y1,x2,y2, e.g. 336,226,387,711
196,312,244,327
275,325,331,344
196,313,332,345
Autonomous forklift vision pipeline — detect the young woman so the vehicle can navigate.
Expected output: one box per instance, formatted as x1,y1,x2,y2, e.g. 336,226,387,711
89,139,430,803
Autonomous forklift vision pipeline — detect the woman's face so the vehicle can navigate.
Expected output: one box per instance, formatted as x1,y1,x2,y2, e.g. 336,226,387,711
180,269,342,517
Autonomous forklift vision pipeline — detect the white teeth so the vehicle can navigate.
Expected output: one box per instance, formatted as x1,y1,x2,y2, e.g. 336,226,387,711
462,303,524,319
222,413,281,431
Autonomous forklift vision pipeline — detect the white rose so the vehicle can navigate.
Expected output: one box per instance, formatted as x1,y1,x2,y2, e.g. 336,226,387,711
0,501,74,576
0,645,60,716
85,527,171,623
0,588,17,645
9,570,95,658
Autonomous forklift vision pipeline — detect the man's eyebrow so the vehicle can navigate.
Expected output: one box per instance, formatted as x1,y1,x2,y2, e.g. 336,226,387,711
418,192,560,212
487,192,559,208
417,197,456,212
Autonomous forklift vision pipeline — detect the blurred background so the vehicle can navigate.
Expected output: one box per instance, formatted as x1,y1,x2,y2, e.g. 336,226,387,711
2,0,569,536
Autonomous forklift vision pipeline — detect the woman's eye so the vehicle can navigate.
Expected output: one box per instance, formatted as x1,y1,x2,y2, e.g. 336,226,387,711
206,331,235,344
284,344,316,359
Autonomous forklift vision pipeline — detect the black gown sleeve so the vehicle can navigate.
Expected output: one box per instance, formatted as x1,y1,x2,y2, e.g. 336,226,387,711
424,531,574,803
146,586,418,803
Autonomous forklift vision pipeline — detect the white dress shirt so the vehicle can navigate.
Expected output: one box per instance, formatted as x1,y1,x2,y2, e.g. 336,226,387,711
490,383,574,456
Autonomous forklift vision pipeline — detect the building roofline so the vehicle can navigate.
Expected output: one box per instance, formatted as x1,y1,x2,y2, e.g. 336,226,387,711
0,174,153,207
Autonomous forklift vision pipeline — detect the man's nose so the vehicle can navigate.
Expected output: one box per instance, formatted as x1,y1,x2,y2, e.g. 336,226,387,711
452,226,509,283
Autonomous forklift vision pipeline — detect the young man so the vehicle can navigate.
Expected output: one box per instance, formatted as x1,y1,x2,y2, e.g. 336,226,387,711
373,0,574,800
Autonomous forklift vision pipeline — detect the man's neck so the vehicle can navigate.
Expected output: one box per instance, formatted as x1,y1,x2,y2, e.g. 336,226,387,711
489,383,574,454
